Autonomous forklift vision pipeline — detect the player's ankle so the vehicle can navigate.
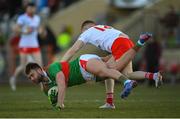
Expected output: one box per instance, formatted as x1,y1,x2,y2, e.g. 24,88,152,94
106,102,113,105
145,72,158,80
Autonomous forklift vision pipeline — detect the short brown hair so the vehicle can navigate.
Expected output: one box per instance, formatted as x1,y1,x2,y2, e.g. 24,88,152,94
81,20,96,29
25,62,41,75
25,2,36,9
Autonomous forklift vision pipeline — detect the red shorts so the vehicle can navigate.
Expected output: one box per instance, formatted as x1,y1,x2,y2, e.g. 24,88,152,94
19,47,40,54
111,37,134,60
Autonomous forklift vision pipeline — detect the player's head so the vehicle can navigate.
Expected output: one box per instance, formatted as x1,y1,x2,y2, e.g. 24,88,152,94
81,20,96,32
25,62,43,84
26,2,36,15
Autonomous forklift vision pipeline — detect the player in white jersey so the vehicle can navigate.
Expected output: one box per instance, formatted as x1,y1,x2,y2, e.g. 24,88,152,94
9,3,43,91
61,20,162,109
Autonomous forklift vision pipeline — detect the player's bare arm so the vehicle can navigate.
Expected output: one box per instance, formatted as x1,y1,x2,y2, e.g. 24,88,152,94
101,54,112,62
56,71,66,108
61,40,84,61
101,55,119,69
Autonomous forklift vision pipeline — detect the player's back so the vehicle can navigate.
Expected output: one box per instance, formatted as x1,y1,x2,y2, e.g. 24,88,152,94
78,25,125,52
47,58,85,88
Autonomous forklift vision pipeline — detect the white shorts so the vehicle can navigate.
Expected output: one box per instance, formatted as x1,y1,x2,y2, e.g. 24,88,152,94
79,54,101,81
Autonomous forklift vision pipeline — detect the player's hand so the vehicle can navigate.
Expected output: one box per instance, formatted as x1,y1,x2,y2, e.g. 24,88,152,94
52,104,64,111
52,105,61,111
48,89,58,107
60,104,65,109
23,27,33,34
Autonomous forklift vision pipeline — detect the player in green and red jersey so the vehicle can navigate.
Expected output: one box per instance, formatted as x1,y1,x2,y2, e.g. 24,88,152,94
25,54,162,110
25,54,137,109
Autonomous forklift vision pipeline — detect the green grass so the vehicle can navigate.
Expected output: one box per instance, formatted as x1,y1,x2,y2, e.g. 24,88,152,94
0,82,180,118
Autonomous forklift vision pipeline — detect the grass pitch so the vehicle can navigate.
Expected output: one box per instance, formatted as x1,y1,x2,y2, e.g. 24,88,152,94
0,82,180,118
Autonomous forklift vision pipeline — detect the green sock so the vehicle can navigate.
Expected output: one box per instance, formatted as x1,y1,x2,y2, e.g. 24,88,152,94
118,75,129,84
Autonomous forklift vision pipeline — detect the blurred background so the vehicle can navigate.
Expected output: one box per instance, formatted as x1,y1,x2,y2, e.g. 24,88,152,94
0,0,180,86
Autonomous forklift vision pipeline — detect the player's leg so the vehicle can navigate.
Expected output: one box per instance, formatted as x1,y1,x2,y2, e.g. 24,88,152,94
102,32,152,96
122,61,162,87
120,62,138,99
31,51,43,66
111,33,152,71
103,57,115,108
79,54,130,85
101,36,135,105
86,58,138,101
101,33,152,107
121,61,162,86
114,49,136,71
126,71,160,80
100,37,135,107
86,59,126,81
105,33,151,71
79,54,116,109
126,71,162,87
121,61,133,75
9,53,27,91
102,79,115,109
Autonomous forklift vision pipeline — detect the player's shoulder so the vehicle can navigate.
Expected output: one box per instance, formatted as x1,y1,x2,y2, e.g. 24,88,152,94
83,25,97,33
47,62,61,74
94,24,102,27
18,13,26,19
87,24,111,31
49,62,59,68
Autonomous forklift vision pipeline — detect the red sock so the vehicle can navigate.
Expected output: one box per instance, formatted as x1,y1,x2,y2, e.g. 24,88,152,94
106,93,113,105
145,72,154,80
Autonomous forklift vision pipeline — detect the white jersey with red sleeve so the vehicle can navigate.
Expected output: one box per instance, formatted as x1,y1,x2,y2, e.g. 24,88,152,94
17,13,40,48
78,25,126,53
